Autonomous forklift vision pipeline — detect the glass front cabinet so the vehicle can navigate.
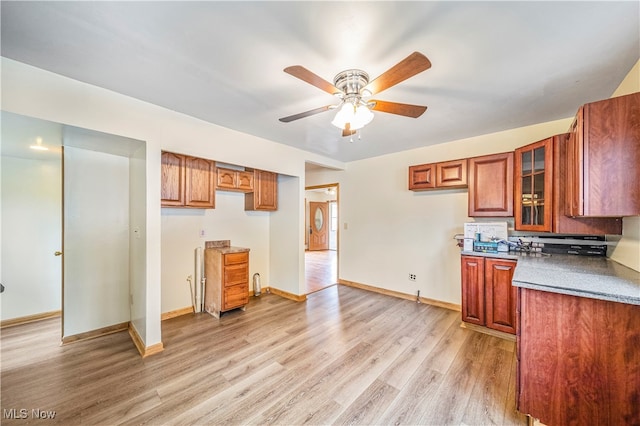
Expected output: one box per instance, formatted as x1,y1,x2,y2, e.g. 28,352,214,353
514,137,553,232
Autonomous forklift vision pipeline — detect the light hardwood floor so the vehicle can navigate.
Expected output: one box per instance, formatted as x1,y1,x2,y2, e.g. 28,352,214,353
305,249,338,294
1,285,526,425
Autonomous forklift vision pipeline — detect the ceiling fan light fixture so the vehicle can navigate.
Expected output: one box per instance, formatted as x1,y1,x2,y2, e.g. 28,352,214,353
331,102,373,131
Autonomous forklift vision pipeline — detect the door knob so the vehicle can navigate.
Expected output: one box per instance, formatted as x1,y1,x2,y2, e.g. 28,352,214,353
54,251,63,256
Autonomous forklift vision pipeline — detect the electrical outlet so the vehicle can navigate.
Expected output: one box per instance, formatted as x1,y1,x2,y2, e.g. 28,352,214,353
409,274,416,281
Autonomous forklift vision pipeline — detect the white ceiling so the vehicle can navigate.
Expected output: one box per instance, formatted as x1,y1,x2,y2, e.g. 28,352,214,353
1,1,638,163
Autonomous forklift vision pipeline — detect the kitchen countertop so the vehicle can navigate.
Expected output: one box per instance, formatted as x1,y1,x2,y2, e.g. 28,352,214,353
208,246,250,254
461,250,640,305
205,240,250,254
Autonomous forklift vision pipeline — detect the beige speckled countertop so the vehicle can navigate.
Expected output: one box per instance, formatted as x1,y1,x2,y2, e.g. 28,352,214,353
208,246,250,254
205,240,250,254
461,250,640,305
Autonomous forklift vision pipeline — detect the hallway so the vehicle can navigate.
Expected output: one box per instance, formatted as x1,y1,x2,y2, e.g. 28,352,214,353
305,250,337,294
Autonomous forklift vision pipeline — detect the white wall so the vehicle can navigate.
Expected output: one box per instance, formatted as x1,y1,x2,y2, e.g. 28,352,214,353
63,147,131,337
1,156,62,319
270,175,305,295
161,191,270,314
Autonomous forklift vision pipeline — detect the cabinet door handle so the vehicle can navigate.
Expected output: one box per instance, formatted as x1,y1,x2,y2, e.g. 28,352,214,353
54,251,63,256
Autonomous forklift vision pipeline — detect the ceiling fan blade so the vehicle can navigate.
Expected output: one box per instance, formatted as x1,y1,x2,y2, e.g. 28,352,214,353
284,65,341,96
370,100,427,118
342,123,356,137
364,52,432,96
279,105,333,123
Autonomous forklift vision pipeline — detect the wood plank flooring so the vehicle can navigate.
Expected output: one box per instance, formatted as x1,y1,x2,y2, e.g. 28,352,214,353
0,285,526,425
305,249,337,294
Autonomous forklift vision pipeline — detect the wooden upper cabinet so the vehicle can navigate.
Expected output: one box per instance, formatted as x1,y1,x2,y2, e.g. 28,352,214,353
436,159,468,188
161,151,186,206
568,92,640,217
245,170,277,211
216,168,254,192
161,151,215,209
408,163,435,190
515,135,621,234
185,156,215,208
554,134,622,234
515,138,553,232
468,152,514,217
409,159,467,191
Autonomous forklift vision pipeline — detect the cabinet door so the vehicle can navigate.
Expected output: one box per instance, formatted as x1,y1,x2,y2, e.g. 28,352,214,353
554,134,622,234
408,163,436,190
436,159,467,188
224,263,248,287
225,251,248,266
216,168,237,190
461,256,485,326
582,93,640,216
185,156,215,208
515,138,553,232
566,109,584,217
468,152,514,217
161,151,186,206
245,170,277,211
224,283,249,310
236,171,254,192
484,258,517,334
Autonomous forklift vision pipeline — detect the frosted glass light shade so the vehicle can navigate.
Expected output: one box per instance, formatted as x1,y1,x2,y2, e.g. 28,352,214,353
331,103,373,131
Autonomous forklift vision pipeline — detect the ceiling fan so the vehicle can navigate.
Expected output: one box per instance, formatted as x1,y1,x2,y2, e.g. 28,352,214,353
279,52,431,137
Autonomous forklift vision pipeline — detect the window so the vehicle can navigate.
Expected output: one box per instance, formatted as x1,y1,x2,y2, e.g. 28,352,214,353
330,201,337,231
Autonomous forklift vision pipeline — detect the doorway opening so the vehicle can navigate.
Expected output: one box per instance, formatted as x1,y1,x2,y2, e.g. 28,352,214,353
1,111,146,345
304,183,338,294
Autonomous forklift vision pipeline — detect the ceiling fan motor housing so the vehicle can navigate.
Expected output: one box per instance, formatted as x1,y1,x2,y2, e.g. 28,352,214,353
333,69,370,99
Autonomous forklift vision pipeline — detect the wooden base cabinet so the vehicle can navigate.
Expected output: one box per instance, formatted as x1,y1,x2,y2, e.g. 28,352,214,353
516,287,640,425
204,249,249,318
461,255,517,334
